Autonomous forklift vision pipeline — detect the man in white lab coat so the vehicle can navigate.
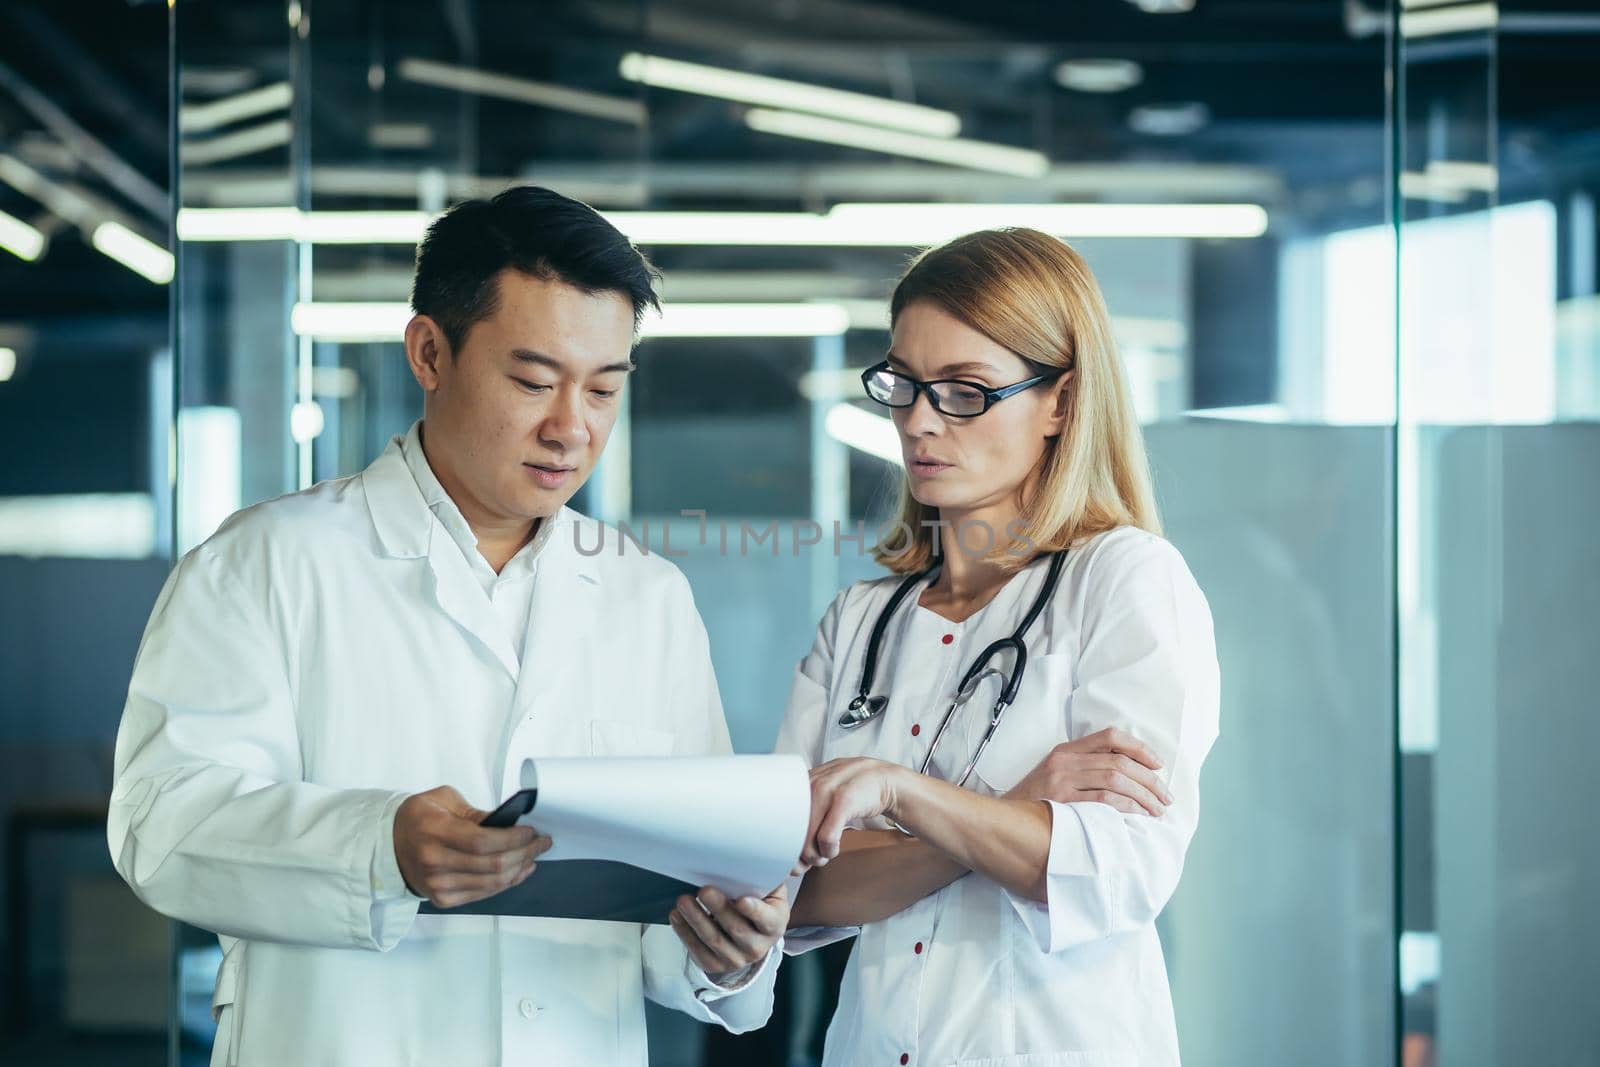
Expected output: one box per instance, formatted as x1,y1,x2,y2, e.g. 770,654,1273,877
107,187,789,1065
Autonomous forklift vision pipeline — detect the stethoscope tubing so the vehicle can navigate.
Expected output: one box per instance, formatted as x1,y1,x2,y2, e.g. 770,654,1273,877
843,550,1068,788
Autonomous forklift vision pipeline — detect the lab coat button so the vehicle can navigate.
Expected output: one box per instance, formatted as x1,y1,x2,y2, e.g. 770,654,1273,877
910,724,921,737
518,998,538,1020
940,634,953,645
900,1055,910,1065
913,941,923,954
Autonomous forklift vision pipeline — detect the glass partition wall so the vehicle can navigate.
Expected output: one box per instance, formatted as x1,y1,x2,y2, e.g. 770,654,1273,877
161,3,1599,1065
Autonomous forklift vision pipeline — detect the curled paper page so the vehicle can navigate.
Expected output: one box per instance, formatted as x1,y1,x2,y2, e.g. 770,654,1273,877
515,754,810,900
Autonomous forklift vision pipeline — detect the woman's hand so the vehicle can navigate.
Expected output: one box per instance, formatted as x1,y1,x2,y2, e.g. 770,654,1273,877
1005,727,1173,816
802,757,910,867
669,882,790,984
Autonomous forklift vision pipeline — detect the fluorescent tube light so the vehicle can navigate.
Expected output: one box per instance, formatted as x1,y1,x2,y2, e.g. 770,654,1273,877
291,302,411,341
0,208,45,261
821,201,1269,240
746,109,1048,178
398,58,645,125
179,201,1268,247
91,221,174,284
646,302,849,337
1400,3,1498,36
0,493,157,558
176,208,432,244
290,301,852,342
300,211,433,244
180,119,293,166
0,347,15,382
177,206,300,241
179,82,292,134
824,404,902,465
620,53,959,137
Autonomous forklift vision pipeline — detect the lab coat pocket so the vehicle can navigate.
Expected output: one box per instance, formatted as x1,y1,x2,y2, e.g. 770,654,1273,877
955,1052,1134,1067
589,719,677,756
971,652,1076,796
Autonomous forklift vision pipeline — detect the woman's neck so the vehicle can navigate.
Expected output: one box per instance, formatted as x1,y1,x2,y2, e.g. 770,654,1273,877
920,502,1029,621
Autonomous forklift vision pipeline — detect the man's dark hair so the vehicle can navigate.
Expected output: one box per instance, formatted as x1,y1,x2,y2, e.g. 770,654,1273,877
410,185,661,353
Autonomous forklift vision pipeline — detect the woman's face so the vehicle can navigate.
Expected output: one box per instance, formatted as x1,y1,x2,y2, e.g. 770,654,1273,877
887,301,1069,528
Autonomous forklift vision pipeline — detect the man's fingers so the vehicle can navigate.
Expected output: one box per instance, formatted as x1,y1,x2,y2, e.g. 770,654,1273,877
426,863,536,908
434,817,542,856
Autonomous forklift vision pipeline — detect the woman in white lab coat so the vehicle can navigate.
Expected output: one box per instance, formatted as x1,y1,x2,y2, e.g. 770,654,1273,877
778,228,1220,1067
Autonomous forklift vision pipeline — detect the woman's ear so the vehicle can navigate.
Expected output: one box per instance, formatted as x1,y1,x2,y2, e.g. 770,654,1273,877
1044,369,1074,435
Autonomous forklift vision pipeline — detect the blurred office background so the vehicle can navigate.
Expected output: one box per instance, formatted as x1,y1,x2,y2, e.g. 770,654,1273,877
2,0,1597,1064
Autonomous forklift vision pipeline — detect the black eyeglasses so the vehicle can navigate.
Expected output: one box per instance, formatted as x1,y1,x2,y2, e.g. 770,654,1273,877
860,360,1063,418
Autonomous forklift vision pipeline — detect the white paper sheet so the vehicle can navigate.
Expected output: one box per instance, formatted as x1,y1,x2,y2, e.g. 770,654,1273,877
513,754,810,900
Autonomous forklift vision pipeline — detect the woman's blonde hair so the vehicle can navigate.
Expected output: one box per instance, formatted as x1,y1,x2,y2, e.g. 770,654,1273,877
873,227,1161,573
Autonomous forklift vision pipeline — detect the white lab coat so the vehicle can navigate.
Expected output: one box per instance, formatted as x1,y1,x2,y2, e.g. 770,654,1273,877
777,527,1220,1067
107,431,777,1066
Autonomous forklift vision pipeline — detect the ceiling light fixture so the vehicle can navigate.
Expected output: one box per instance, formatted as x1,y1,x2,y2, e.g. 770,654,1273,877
0,208,45,261
91,221,175,284
398,58,646,125
1054,59,1144,94
745,109,1048,178
179,201,1268,246
620,53,959,137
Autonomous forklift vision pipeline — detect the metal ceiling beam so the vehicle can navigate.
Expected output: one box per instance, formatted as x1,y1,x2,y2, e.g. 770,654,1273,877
0,60,167,220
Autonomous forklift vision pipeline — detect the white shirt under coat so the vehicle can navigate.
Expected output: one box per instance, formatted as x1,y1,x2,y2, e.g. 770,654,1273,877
777,526,1220,1067
108,421,776,1066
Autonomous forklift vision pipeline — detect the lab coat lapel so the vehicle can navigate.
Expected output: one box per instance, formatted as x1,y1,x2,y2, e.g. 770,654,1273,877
511,512,598,724
361,438,519,681
424,527,521,680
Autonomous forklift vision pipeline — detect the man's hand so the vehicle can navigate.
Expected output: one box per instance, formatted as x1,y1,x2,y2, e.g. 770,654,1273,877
669,882,790,985
393,786,551,908
1005,727,1173,816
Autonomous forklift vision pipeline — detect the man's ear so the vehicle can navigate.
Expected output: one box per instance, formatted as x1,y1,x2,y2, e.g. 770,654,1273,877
404,315,451,393
1045,369,1074,435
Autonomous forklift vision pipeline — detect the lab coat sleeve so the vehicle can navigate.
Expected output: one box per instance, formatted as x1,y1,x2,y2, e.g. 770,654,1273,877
1004,534,1221,954
639,571,779,1033
773,589,860,955
106,543,419,951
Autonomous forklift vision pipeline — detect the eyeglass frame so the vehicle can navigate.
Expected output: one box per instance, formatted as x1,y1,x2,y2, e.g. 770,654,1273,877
859,359,1065,418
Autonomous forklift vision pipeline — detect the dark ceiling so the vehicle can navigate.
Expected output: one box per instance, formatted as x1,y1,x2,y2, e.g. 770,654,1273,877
0,0,1596,328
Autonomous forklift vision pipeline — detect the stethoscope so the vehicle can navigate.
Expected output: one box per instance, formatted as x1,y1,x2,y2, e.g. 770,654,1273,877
838,550,1068,789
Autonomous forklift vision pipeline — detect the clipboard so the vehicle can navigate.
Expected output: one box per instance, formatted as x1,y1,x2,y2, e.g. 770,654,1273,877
418,754,808,923
418,859,696,924
418,788,696,924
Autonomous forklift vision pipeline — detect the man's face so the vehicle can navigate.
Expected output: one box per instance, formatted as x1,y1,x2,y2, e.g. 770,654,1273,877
408,270,637,528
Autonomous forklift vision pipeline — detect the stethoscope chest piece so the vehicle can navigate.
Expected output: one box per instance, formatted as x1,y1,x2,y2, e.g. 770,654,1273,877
838,694,888,729
836,550,1068,786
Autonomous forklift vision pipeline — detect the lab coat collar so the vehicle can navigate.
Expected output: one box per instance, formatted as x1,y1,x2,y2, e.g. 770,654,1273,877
360,433,602,683
361,432,589,576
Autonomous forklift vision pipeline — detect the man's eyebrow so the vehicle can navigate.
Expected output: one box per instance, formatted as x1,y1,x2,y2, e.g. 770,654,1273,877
510,349,635,374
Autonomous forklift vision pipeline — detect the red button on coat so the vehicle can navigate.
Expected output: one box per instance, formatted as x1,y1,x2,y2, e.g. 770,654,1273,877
900,1056,910,1066
910,724,921,737
914,941,924,954
940,634,954,645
